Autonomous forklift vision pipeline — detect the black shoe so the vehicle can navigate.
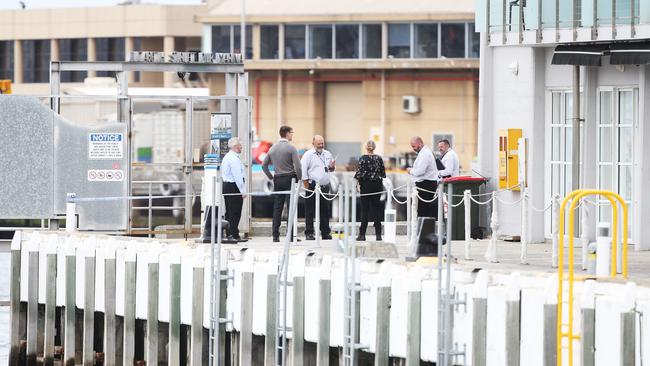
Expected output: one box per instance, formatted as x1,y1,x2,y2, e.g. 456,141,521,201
322,235,332,240
356,235,366,241
235,237,248,243
223,235,238,244
273,237,280,243
376,235,382,241
305,234,316,241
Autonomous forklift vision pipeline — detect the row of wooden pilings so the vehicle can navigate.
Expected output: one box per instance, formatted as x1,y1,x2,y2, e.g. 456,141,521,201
7,230,644,366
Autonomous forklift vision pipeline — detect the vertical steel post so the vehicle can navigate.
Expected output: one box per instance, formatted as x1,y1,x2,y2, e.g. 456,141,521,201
185,97,194,235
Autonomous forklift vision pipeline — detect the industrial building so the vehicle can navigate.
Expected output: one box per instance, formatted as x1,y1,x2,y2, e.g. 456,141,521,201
198,0,479,168
0,2,205,94
474,0,650,247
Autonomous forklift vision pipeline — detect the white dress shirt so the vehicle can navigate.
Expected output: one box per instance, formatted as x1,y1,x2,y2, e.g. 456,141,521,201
301,148,334,186
439,148,460,178
222,150,246,193
409,146,438,182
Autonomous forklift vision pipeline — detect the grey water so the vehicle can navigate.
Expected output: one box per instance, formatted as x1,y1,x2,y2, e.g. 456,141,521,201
0,253,10,365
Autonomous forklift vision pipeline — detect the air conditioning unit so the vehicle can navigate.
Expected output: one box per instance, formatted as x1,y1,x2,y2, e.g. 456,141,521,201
402,96,420,114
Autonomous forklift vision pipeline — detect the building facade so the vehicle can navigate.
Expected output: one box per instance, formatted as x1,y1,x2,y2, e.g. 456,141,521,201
198,0,480,169
475,0,650,247
0,3,206,95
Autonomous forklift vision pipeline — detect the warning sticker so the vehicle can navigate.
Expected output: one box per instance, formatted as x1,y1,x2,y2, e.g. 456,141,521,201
88,133,124,159
87,169,124,182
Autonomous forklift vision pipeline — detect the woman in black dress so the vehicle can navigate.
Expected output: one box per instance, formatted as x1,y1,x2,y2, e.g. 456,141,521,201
354,140,386,241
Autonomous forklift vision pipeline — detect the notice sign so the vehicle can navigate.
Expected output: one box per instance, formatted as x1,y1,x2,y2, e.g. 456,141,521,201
87,169,124,182
88,133,124,159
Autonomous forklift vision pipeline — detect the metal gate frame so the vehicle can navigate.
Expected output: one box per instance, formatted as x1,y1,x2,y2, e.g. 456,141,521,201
49,60,252,236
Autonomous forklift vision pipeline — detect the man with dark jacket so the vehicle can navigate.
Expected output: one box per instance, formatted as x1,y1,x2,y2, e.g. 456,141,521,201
262,126,302,242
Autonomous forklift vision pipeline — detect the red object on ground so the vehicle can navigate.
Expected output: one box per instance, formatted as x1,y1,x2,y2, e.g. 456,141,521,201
443,176,487,183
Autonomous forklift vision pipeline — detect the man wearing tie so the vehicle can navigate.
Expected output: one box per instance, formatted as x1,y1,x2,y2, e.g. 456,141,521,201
221,137,247,242
301,135,335,241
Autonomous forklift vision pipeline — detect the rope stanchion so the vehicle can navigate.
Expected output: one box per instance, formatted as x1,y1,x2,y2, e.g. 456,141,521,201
551,194,560,268
463,190,472,260
315,184,321,247
406,182,412,242
521,191,529,265
409,188,419,254
485,192,499,263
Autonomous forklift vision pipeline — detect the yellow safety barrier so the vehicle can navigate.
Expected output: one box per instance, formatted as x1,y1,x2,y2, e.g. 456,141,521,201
557,189,628,366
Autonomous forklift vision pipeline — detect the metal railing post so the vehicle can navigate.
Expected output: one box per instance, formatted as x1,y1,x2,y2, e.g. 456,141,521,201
148,182,153,238
316,183,321,246
502,0,508,44
487,0,492,43
537,0,543,42
612,0,617,38
556,0,561,42
592,0,598,39
631,0,636,37
573,0,579,40
65,193,77,233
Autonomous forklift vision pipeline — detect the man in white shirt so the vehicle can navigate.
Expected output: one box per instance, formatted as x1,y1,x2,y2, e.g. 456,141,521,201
221,137,247,242
407,136,439,219
301,135,335,240
437,139,460,179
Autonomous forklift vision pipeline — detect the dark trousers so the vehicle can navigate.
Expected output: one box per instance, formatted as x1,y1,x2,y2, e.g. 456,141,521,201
272,175,295,239
305,182,331,237
223,182,242,238
359,180,383,236
415,180,438,219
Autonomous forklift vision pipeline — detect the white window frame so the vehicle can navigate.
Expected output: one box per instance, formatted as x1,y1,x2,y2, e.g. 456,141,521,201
596,87,637,241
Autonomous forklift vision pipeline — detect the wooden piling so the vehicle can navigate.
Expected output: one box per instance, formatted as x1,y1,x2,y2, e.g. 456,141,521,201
83,255,96,366
265,274,277,366
239,272,254,366
405,291,421,366
190,266,205,366
44,253,57,366
317,279,331,366
147,261,159,366
64,251,77,366
292,276,305,366
169,262,182,366
26,249,39,366
104,255,117,366
9,233,22,366
374,286,391,366
123,253,136,366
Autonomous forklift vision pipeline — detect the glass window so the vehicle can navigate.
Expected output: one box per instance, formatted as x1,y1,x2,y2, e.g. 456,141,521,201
552,127,561,160
59,39,88,82
260,25,279,59
0,41,14,80
619,165,633,201
212,25,231,53
335,24,359,59
233,25,253,59
599,127,612,162
600,91,612,125
96,38,125,77
22,40,50,83
619,90,634,125
468,23,480,58
618,127,633,163
388,24,410,58
309,24,332,59
285,25,306,59
441,23,466,58
362,24,381,59
599,165,613,191
414,23,438,58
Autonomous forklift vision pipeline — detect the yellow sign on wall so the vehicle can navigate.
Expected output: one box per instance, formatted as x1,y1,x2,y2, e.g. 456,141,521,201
498,128,522,190
0,80,12,94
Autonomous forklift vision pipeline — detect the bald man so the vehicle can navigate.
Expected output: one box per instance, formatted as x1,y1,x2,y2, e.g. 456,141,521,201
407,136,439,219
301,135,335,240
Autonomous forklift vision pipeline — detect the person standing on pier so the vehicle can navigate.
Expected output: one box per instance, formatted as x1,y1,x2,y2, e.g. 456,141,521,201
301,135,335,241
262,125,302,242
222,137,247,243
407,136,439,219
354,140,386,241
437,139,460,179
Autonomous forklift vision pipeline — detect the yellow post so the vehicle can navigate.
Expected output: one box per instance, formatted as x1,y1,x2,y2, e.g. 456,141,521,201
556,189,628,366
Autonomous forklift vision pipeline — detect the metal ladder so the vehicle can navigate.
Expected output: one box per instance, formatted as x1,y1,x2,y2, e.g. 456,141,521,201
208,174,233,366
275,181,299,366
342,178,368,366
436,183,466,366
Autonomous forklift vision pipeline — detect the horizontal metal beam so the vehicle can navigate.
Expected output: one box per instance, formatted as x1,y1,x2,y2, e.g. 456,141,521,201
51,61,245,74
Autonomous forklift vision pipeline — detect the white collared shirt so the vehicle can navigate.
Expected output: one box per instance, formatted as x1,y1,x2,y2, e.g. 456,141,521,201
409,146,438,182
301,148,334,186
222,150,246,193
439,148,460,178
